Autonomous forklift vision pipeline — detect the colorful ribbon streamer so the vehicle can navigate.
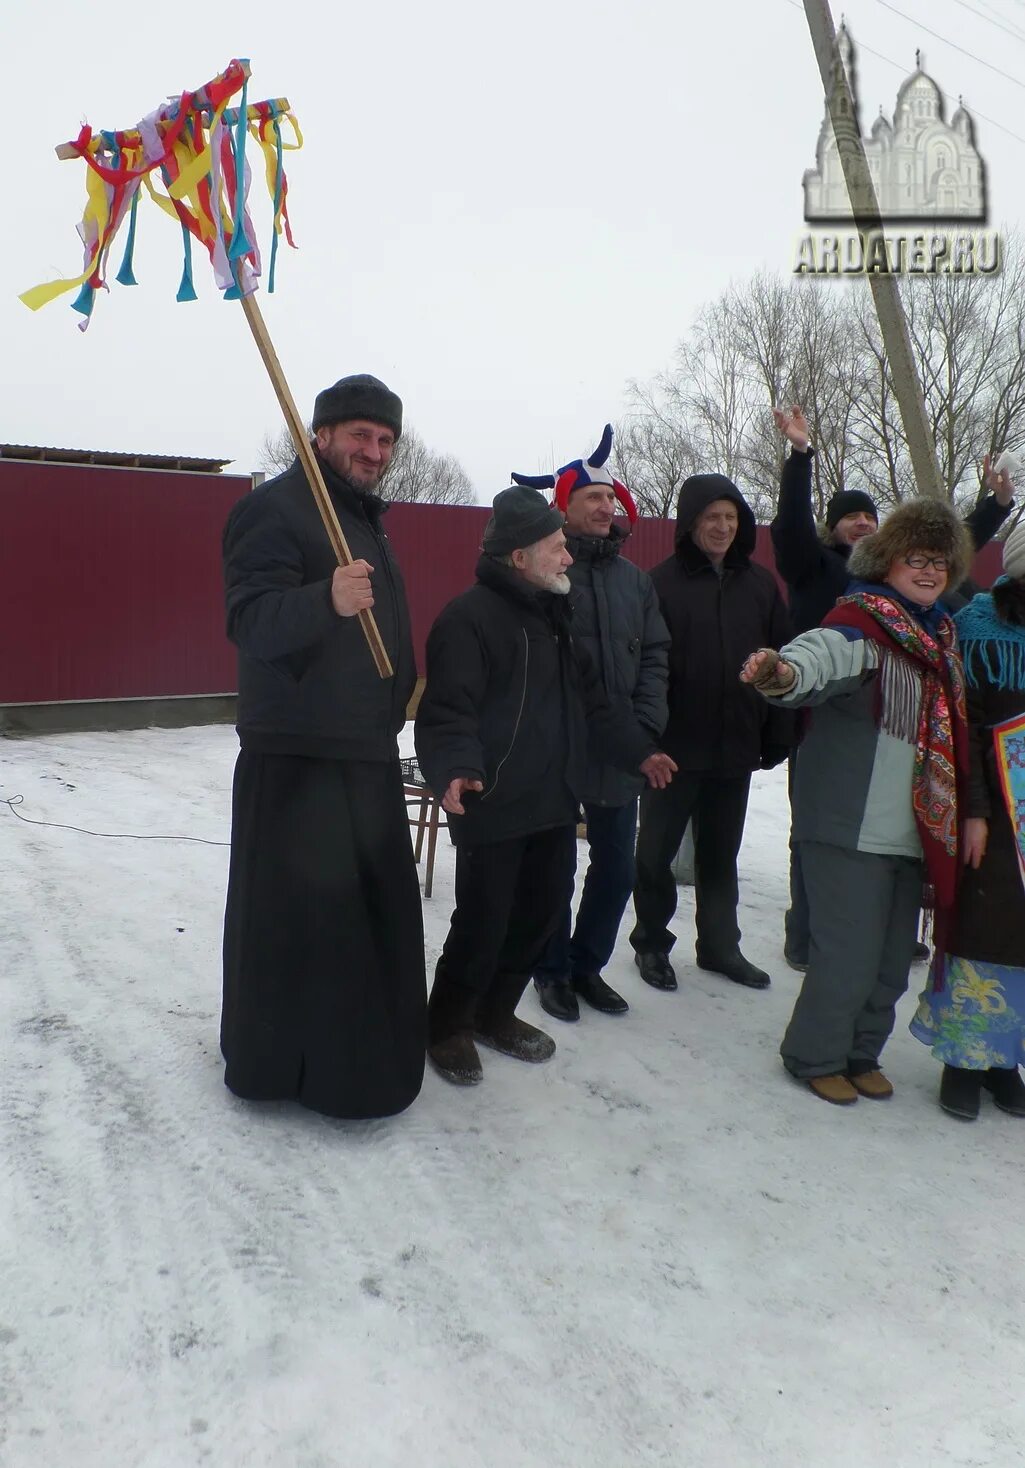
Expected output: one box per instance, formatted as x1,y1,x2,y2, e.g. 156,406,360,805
20,60,301,328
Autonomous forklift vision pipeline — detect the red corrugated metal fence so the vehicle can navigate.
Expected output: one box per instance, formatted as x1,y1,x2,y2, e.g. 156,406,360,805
0,460,248,704
0,462,1004,705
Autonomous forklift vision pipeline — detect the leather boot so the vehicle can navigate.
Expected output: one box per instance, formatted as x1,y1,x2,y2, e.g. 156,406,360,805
573,973,629,1014
696,948,771,990
634,951,677,991
533,978,580,1023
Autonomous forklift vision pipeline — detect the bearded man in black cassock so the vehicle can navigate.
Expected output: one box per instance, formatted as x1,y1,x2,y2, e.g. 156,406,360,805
220,374,426,1119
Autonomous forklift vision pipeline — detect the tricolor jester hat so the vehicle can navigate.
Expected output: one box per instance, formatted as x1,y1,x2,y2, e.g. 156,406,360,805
511,424,638,525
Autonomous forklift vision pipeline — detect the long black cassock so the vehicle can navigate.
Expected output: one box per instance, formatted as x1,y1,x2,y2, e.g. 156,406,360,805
220,454,426,1119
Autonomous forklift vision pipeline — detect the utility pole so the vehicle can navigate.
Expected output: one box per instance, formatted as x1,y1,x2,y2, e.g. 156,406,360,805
802,0,946,499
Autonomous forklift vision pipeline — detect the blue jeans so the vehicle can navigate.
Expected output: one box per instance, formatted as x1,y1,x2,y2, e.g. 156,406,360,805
533,799,638,984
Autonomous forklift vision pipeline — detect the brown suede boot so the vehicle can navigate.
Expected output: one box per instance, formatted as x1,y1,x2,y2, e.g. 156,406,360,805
427,965,483,1086
475,972,556,1064
848,1069,894,1100
807,1074,859,1105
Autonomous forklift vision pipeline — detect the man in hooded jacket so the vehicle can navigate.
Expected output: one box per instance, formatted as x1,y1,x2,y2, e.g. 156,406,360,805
630,474,794,992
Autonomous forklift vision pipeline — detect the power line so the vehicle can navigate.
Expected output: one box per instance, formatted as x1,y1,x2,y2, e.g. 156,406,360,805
876,0,1025,91
951,0,1025,43
781,0,1025,146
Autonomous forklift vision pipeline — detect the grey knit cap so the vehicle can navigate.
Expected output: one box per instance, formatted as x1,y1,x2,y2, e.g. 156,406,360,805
482,485,565,555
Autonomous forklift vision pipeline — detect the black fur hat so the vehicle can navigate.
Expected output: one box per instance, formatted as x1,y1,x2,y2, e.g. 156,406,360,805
311,374,402,438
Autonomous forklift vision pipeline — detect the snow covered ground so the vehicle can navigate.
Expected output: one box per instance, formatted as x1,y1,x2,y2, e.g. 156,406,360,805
2,723,1024,1468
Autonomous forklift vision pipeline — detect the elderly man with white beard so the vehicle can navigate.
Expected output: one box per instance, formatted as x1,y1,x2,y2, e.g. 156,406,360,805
415,484,677,1087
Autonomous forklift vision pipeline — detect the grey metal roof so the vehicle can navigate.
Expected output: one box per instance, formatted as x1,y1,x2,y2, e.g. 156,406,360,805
0,443,233,473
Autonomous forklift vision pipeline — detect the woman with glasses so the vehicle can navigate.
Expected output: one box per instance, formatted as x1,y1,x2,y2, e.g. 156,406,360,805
911,521,1025,1120
740,500,972,1105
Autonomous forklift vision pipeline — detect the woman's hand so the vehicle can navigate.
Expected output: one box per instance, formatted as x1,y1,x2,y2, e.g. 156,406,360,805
740,648,796,693
963,817,989,869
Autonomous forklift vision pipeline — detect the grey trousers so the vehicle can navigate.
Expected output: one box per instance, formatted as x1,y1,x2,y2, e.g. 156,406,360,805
780,841,923,1080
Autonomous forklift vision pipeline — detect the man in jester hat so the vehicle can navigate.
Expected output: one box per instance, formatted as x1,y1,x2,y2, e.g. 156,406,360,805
220,375,427,1119
512,426,671,1022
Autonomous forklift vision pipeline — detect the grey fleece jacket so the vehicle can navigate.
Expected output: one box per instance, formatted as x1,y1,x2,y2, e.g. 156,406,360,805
763,626,924,858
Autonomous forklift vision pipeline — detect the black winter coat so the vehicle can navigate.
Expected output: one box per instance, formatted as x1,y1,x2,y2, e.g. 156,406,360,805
564,526,670,807
949,643,1025,967
223,455,416,760
654,479,794,775
414,556,657,846
770,447,1012,634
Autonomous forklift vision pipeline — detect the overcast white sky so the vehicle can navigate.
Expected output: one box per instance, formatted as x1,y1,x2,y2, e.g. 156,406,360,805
3,0,1024,499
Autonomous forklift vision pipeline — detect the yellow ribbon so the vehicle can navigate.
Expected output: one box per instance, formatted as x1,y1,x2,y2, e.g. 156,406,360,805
19,151,111,310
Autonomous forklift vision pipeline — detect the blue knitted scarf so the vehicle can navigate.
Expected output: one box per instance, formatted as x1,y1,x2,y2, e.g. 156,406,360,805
955,581,1025,693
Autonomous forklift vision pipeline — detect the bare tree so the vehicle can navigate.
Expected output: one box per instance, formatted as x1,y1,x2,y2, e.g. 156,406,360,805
380,427,475,505
259,422,309,475
621,235,1025,522
258,421,475,505
613,392,700,519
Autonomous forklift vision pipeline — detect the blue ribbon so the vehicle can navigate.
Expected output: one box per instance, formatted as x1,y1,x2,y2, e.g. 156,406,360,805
267,118,284,293
116,190,140,287
70,284,96,318
227,68,252,262
176,225,198,302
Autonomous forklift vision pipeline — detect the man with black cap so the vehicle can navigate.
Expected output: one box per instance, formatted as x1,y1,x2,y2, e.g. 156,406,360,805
629,475,794,994
414,486,677,1086
770,404,1015,971
220,374,427,1120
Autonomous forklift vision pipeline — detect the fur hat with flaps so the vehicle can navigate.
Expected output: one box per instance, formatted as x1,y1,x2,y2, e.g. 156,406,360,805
847,497,974,590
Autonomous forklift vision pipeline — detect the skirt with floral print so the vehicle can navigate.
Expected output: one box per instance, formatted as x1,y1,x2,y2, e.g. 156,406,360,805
911,955,1025,1069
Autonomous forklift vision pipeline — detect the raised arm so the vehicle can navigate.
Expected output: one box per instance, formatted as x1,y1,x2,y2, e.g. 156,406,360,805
963,453,1015,552
769,406,821,587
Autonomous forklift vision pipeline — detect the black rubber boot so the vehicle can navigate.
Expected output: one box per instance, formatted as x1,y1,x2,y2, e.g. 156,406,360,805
983,1066,1025,1117
939,1064,983,1120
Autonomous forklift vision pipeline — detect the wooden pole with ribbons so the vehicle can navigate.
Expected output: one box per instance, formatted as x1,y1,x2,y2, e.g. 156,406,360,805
21,57,393,679
239,293,392,677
